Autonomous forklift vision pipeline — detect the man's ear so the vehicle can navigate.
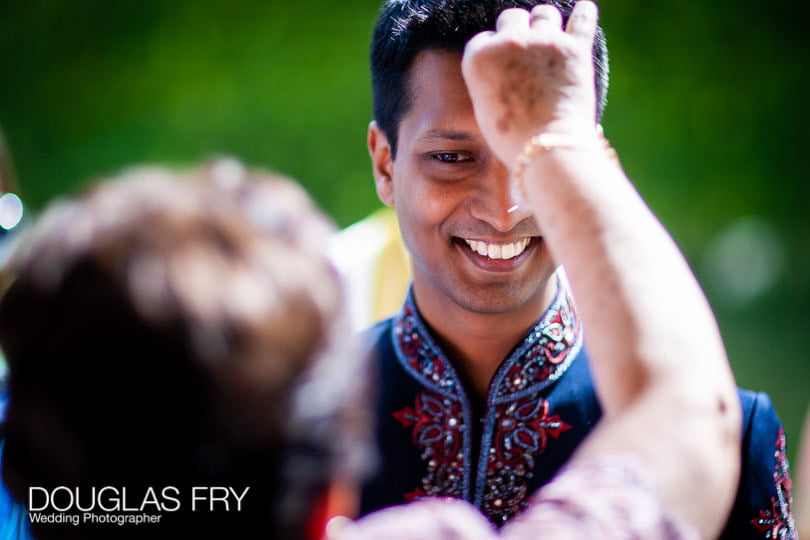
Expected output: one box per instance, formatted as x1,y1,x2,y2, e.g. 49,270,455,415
368,121,395,206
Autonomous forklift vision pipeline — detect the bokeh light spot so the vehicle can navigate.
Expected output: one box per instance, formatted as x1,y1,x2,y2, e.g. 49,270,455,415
0,193,24,230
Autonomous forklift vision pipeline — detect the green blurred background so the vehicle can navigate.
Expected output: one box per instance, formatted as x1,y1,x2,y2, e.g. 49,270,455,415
1,0,808,465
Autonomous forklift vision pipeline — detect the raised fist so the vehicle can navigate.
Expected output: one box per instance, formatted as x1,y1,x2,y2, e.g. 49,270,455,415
461,1,599,166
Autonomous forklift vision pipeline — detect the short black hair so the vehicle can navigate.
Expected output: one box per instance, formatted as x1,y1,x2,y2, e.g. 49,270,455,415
370,0,609,157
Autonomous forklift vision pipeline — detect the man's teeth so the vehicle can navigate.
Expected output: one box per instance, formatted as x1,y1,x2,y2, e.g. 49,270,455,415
464,238,531,260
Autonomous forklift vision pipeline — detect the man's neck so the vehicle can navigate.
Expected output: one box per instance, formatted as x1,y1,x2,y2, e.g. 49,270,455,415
412,279,558,399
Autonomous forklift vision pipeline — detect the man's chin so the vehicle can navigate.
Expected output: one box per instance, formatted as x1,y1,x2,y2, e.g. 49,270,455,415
448,281,551,315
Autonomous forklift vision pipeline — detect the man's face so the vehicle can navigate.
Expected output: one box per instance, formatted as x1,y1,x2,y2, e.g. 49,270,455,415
370,49,557,318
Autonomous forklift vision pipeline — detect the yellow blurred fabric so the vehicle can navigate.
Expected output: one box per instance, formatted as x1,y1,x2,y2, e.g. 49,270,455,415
328,207,411,330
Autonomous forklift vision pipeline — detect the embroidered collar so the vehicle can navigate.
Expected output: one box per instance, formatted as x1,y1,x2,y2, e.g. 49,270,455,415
392,274,583,403
389,274,584,523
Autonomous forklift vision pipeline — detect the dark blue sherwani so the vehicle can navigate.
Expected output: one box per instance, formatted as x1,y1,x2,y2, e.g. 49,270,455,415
360,281,796,539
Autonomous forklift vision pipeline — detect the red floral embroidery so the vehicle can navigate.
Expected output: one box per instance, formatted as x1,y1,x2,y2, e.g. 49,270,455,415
403,487,427,502
394,389,466,499
750,427,796,539
492,293,581,400
391,280,581,524
482,397,571,522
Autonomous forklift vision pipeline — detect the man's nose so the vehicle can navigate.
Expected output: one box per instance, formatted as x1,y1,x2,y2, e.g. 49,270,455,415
469,159,531,232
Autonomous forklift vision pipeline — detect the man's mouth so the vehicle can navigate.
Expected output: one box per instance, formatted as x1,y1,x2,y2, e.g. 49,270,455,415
462,238,531,260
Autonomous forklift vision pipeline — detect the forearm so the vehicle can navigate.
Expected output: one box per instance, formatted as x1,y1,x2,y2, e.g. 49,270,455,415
521,142,741,536
521,144,730,414
460,2,742,533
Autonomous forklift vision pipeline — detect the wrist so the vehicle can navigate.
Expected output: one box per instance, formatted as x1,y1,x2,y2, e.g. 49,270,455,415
511,128,619,199
505,118,598,162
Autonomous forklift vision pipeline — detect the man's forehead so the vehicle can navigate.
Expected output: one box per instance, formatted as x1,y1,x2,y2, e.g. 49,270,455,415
419,129,478,142
400,49,480,140
408,49,466,94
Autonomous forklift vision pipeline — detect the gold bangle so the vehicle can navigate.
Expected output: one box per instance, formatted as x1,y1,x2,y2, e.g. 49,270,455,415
511,130,619,199
512,133,580,199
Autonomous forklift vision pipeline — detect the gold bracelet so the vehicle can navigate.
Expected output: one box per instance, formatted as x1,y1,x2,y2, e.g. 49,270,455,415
511,130,619,199
512,133,580,199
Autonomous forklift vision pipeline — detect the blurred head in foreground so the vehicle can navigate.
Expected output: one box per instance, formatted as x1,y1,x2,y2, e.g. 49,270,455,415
0,159,369,539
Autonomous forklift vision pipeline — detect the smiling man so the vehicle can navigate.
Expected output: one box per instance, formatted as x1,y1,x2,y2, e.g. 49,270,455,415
359,1,796,538
369,48,558,397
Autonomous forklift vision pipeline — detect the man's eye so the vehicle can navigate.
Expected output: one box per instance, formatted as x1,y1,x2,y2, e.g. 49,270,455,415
432,152,473,163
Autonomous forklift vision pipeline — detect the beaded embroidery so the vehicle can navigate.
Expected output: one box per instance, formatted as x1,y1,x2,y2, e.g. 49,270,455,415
393,389,466,500
750,427,796,539
392,277,582,524
478,396,571,522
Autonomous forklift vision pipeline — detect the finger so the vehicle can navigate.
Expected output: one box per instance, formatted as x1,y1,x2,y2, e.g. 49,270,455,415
530,4,564,34
463,29,495,58
565,0,598,42
495,7,530,33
